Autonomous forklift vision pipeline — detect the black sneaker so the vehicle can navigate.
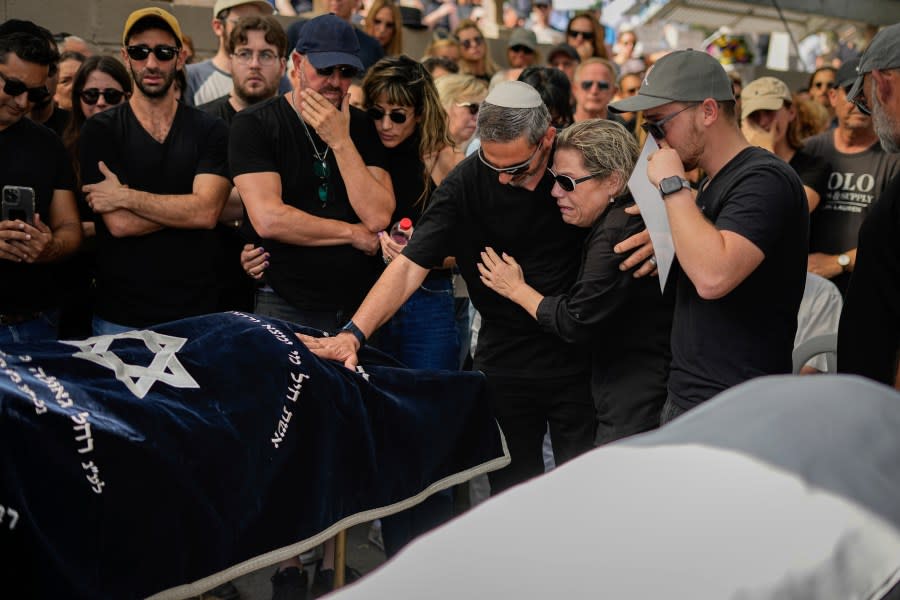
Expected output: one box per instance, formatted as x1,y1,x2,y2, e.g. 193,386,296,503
271,566,308,600
311,566,361,598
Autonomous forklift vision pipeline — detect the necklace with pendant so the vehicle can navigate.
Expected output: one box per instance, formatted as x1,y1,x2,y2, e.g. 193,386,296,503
292,88,330,206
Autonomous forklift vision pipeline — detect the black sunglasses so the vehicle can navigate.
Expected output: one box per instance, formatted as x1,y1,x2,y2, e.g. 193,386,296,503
80,87,127,106
548,167,597,192
580,80,610,91
509,45,534,54
641,103,698,141
460,36,484,49
315,65,358,79
846,82,872,116
367,106,408,124
455,101,479,116
811,80,834,89
0,72,50,104
567,30,595,41
126,44,180,62
477,140,543,176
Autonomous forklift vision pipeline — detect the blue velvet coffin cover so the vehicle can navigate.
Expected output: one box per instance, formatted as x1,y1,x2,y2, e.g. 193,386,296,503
0,312,508,599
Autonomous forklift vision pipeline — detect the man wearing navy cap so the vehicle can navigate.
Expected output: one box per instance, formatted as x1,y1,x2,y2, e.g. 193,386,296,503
840,22,900,387
609,50,809,421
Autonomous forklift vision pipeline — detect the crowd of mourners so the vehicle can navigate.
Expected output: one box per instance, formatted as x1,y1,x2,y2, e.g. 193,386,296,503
2,1,900,598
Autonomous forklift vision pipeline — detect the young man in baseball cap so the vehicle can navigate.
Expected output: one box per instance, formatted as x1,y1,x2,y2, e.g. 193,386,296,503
610,49,809,421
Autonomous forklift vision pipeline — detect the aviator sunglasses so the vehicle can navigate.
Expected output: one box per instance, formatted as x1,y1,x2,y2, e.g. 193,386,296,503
314,65,358,79
548,167,597,192
579,80,610,91
0,72,50,103
80,87,127,105
126,44,180,61
366,106,409,124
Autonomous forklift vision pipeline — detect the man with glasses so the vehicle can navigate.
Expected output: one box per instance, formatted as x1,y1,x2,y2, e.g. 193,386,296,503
185,0,277,107
0,21,82,343
804,58,900,296
572,57,624,126
839,22,900,388
609,49,808,422
302,81,657,494
79,7,230,335
807,66,837,126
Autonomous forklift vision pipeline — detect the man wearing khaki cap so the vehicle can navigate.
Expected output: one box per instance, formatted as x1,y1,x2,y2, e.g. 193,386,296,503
609,50,808,421
839,21,900,388
740,75,828,211
185,0,277,106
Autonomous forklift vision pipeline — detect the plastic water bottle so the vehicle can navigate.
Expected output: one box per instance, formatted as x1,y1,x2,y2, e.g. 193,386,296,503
389,217,414,245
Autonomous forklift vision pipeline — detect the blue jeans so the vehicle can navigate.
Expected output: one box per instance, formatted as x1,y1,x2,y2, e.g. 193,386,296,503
91,316,135,337
377,277,459,370
0,310,59,344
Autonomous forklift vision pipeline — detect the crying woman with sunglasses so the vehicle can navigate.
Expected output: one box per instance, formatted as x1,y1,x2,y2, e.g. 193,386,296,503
477,119,674,444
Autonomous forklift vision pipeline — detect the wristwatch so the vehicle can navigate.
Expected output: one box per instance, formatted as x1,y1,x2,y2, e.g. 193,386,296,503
837,253,851,271
659,176,692,198
340,320,367,347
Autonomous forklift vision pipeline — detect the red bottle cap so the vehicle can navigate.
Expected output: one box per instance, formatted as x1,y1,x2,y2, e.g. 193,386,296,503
399,217,413,230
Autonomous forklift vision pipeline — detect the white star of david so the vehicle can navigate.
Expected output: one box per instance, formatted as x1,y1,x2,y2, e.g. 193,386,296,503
62,330,200,399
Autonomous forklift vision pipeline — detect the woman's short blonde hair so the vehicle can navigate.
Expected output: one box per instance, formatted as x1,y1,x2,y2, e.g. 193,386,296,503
434,73,488,109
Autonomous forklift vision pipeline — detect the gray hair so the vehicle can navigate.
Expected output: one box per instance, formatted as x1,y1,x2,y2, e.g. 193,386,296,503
556,119,638,195
477,102,551,145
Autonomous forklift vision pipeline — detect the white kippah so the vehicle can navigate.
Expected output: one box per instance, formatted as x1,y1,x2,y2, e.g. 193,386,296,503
484,81,543,108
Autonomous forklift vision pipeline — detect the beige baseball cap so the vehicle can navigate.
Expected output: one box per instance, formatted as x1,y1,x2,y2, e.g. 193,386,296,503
213,0,274,17
741,76,792,121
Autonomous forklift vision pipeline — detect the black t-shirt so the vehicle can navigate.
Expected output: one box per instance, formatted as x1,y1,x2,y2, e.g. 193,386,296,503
79,102,230,327
229,95,387,313
669,147,809,409
198,95,236,126
41,106,71,137
838,173,900,385
0,118,76,313
789,147,829,203
403,152,588,377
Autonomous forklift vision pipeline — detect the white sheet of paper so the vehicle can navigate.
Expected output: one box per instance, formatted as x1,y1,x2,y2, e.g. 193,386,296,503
628,136,674,293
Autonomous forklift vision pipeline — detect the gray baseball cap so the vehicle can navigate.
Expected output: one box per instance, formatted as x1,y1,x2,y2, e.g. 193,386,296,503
847,23,900,102
608,49,734,113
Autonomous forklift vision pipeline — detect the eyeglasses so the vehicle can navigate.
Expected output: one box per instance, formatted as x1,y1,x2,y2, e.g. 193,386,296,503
0,72,50,104
126,44,180,62
455,101,479,116
314,159,329,204
232,49,279,66
459,36,484,49
846,81,872,116
548,167,597,192
580,80,610,91
509,45,534,54
314,65,358,79
367,106,409,124
477,140,543,176
641,103,698,141
567,30,595,41
80,87,127,105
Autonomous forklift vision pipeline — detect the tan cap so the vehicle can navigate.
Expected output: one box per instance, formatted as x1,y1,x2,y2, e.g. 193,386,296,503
213,0,274,17
741,76,792,120
122,7,184,46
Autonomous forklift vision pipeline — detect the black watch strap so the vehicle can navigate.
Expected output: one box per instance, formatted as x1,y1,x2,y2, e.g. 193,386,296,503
340,320,366,347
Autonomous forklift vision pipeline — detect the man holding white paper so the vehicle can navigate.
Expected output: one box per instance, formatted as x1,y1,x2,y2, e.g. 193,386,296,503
609,50,809,423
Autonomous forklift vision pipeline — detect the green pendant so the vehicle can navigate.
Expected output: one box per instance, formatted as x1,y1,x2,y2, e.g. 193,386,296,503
314,160,329,178
318,182,328,204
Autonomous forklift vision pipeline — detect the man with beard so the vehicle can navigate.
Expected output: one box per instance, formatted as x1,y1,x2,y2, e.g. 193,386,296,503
79,7,230,334
804,58,900,295
839,22,900,387
200,15,287,312
609,50,808,422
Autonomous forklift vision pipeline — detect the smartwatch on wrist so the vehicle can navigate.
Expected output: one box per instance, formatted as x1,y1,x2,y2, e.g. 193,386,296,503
659,176,692,198
340,320,366,347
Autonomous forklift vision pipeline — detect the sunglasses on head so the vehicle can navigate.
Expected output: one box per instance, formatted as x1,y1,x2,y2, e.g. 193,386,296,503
477,140,543,176
0,72,50,104
126,44,180,62
367,106,409,124
314,65,358,79
567,30,595,41
548,167,597,192
641,103,698,141
580,80,610,91
80,87,127,105
456,101,479,115
460,36,484,49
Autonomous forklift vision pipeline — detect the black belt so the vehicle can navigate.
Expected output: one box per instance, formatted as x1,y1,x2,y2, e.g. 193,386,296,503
0,311,43,325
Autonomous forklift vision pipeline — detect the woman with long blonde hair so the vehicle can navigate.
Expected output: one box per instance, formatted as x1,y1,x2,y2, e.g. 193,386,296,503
452,19,499,82
365,0,403,56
